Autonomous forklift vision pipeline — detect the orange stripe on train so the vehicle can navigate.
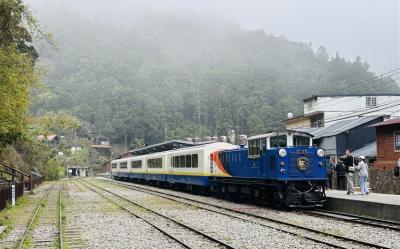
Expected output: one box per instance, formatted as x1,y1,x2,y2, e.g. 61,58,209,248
211,151,231,177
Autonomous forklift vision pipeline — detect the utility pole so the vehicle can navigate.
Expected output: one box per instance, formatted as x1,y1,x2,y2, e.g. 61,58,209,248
197,81,201,137
124,133,127,152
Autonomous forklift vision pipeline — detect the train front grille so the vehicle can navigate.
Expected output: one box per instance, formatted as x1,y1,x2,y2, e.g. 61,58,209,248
288,152,314,177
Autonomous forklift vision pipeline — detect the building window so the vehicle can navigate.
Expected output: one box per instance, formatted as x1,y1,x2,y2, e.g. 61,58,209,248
395,131,400,151
307,100,313,111
148,158,162,168
366,96,377,108
119,162,128,169
131,160,142,168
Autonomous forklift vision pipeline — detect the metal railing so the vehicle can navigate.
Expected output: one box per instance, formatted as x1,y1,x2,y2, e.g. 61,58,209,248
0,161,44,210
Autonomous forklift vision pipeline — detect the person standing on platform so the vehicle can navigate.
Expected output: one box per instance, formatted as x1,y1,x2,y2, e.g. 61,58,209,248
395,158,400,177
343,149,355,195
327,158,335,189
335,159,346,190
355,155,369,195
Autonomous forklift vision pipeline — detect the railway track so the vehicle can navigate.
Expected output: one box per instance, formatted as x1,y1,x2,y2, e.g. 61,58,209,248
302,209,400,232
98,178,392,249
15,183,64,249
77,179,237,249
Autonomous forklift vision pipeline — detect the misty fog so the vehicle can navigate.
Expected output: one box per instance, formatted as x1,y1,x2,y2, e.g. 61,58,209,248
30,0,399,74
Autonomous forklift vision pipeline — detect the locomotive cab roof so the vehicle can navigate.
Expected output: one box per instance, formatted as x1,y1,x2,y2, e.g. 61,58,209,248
247,130,313,141
247,130,313,149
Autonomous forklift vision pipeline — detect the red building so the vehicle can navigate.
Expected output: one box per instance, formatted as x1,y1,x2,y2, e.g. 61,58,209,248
373,117,400,169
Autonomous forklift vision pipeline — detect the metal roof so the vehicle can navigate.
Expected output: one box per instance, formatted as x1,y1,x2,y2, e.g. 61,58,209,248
247,130,313,140
352,142,377,158
247,133,276,140
369,117,400,127
303,94,400,102
118,140,215,158
295,116,382,139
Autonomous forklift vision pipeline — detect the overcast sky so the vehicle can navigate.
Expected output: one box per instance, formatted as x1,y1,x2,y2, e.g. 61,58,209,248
31,0,399,74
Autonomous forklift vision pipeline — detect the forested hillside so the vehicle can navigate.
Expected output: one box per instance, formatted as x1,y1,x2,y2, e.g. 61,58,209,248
31,5,399,146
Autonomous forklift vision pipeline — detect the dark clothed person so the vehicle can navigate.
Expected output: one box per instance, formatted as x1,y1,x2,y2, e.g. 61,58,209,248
343,155,354,172
343,150,355,194
395,158,400,177
335,161,346,190
327,160,335,189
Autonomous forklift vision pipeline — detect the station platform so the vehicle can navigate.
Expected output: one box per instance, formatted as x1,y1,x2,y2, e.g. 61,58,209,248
324,190,400,222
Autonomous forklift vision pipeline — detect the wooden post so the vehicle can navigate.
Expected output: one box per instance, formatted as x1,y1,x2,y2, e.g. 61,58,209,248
29,174,32,191
21,174,24,190
11,169,15,183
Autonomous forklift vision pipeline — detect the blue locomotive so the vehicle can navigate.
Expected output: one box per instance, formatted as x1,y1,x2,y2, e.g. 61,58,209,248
111,130,327,208
212,131,327,207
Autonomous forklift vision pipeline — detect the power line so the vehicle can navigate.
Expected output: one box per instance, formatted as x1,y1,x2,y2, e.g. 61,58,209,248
312,75,400,107
342,68,400,91
309,67,400,105
291,99,400,130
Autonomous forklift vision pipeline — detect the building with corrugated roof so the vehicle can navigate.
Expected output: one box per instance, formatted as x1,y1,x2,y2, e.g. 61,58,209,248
370,117,400,169
296,116,385,161
285,94,400,129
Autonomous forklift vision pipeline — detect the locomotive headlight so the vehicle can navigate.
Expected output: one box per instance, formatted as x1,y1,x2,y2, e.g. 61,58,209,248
278,149,287,157
317,149,325,158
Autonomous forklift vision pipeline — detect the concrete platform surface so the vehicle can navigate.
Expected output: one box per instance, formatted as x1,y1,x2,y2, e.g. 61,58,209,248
324,190,400,222
326,190,400,206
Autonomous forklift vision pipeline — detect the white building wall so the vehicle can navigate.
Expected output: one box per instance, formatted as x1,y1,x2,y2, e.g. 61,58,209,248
304,96,400,125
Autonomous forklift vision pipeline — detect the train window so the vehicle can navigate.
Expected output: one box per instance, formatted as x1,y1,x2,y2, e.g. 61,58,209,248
192,154,198,168
120,162,128,169
179,155,185,168
111,163,117,168
148,158,162,168
270,135,287,148
248,139,260,157
293,136,310,146
186,155,192,168
131,160,142,168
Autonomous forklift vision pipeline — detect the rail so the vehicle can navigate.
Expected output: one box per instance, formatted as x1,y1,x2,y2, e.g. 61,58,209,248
59,187,64,249
101,178,392,249
79,179,237,249
302,209,400,231
16,184,56,249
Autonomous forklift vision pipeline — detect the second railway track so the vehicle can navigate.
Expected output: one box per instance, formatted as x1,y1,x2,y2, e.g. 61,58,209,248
97,178,394,249
301,209,400,232
77,179,237,249
16,183,64,249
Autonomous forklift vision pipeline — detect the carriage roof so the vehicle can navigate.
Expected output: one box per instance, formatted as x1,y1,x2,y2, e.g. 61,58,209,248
247,130,313,141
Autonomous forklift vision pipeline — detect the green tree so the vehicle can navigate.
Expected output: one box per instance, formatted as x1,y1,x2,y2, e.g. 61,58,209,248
0,47,39,150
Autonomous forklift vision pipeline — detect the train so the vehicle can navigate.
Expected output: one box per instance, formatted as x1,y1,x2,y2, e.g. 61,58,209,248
111,130,327,208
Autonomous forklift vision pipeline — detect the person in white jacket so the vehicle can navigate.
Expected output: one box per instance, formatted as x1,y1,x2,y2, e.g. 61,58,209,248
355,155,369,195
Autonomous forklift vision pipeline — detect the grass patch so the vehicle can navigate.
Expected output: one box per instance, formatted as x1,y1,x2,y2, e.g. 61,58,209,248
0,195,31,239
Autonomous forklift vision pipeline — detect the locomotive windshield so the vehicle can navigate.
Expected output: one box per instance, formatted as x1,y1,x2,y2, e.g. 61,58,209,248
270,135,287,147
293,135,311,146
